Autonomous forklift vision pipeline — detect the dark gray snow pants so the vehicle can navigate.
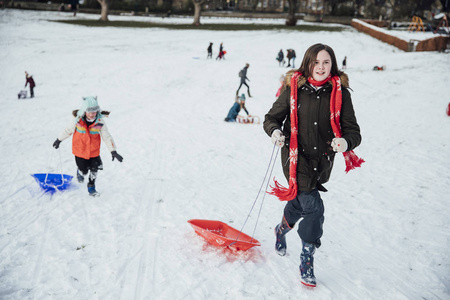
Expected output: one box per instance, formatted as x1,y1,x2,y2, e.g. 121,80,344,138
283,189,325,248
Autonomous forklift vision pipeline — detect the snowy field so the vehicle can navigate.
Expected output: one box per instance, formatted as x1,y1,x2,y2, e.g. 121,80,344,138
1,9,449,300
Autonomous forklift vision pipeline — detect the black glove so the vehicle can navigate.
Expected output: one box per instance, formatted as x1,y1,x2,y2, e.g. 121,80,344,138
53,139,61,149
111,151,123,162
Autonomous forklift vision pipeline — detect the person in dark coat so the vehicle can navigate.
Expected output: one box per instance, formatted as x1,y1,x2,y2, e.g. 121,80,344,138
342,56,347,70
25,71,35,98
291,49,296,68
264,43,363,288
276,49,285,66
207,42,213,59
236,63,251,97
286,49,293,67
286,49,297,68
70,0,78,16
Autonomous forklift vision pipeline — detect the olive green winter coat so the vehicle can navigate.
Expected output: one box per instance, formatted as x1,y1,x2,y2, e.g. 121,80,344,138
263,71,361,192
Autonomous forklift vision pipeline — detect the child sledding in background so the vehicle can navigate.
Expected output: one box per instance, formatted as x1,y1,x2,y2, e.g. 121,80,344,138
224,94,249,122
52,96,123,197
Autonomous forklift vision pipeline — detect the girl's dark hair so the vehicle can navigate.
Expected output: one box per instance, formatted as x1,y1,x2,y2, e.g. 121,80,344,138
298,43,341,78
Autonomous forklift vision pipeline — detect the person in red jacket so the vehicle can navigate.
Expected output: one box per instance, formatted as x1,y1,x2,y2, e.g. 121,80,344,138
52,96,123,197
25,71,35,98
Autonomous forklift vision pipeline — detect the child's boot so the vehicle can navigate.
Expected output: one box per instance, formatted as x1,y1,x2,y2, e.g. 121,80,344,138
77,169,85,183
300,241,317,287
274,217,292,256
87,172,100,197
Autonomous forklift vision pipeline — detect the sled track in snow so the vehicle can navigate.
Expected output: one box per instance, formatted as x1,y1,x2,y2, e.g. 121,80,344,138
325,223,423,299
0,190,56,256
113,140,166,300
30,217,50,297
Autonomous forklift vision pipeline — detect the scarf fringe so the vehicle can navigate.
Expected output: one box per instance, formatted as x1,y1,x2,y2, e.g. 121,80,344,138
268,178,298,201
343,151,365,173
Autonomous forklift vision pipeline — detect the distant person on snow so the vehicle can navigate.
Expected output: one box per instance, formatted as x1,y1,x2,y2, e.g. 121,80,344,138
291,49,296,68
286,49,296,68
224,94,249,122
264,43,363,288
216,42,225,60
52,96,123,197
24,71,35,98
342,56,347,70
70,0,78,16
236,63,251,97
207,42,213,59
276,49,285,66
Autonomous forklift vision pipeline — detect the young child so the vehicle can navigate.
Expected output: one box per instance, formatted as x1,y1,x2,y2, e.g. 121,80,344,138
224,94,249,122
52,96,123,197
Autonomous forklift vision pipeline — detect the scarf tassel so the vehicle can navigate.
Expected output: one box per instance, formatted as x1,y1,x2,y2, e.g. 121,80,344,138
343,151,365,173
268,177,298,201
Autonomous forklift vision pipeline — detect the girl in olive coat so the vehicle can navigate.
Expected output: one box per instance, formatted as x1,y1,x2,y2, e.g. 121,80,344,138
263,43,363,287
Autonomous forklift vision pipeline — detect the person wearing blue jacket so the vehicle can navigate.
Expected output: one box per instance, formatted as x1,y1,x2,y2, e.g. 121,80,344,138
225,94,249,122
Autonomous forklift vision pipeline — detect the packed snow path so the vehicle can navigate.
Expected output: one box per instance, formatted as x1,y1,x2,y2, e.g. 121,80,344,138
0,9,449,300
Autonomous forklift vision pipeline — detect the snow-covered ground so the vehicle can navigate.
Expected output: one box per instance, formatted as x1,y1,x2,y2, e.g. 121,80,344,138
1,9,449,300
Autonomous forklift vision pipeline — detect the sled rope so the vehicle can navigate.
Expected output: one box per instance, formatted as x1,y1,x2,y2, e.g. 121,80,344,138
45,148,66,190
231,144,279,246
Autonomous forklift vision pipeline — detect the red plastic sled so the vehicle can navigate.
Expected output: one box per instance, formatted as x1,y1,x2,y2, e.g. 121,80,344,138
188,219,260,251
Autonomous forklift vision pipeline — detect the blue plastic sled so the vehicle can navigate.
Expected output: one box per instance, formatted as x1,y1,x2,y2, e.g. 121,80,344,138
31,173,73,193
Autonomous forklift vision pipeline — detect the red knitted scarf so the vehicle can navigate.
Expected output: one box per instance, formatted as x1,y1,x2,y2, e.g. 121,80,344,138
270,72,364,201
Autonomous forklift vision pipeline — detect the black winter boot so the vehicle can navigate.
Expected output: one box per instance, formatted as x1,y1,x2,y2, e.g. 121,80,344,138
274,217,292,256
87,172,100,197
300,241,316,287
77,169,85,183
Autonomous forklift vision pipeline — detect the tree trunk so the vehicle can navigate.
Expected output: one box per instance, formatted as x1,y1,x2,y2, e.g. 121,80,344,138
386,0,394,29
286,0,297,26
97,0,109,21
251,0,259,12
192,0,205,26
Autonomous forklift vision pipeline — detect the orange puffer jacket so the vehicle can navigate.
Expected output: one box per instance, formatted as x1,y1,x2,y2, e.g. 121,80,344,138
58,115,116,160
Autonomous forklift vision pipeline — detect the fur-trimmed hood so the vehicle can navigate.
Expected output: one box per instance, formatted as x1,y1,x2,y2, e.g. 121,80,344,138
283,69,349,89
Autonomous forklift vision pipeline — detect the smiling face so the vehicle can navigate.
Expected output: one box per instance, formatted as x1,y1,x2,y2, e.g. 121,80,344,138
311,50,332,81
85,111,97,120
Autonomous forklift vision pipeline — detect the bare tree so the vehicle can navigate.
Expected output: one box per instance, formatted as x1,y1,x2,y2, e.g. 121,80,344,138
97,0,110,21
193,0,206,25
249,0,260,11
286,0,298,26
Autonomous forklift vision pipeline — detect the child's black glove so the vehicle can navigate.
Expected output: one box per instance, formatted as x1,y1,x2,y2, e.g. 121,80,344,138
111,151,123,162
53,139,61,149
